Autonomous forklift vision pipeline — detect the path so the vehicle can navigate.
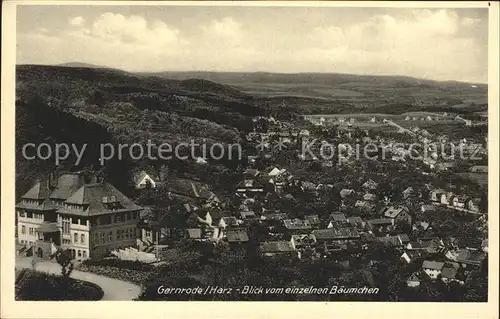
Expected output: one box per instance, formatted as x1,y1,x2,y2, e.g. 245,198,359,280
15,257,141,300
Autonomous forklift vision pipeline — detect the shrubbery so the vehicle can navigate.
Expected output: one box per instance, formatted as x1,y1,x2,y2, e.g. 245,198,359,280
15,269,104,301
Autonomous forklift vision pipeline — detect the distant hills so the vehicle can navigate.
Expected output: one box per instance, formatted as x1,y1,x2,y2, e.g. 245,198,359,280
56,62,112,69
46,62,487,89
14,63,488,198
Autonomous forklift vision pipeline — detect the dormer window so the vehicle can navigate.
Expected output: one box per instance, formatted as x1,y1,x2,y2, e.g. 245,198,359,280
102,196,108,203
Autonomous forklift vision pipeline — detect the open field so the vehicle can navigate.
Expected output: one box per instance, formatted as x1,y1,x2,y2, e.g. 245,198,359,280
456,173,488,187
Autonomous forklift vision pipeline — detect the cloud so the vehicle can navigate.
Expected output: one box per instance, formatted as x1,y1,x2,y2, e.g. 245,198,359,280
300,9,485,81
69,16,85,26
461,17,481,27
16,9,487,82
83,13,184,49
201,17,243,39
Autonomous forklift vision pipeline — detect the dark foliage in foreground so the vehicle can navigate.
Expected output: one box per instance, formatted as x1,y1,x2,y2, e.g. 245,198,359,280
15,269,104,301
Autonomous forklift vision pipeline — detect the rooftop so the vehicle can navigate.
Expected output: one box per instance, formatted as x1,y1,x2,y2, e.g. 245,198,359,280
422,260,445,270
260,241,295,253
226,229,249,243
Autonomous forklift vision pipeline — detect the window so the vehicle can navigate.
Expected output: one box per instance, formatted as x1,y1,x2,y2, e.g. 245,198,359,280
27,212,33,219
79,218,86,225
78,250,82,257
110,195,116,202
62,220,70,234
29,241,33,246
21,226,26,234
19,211,27,218
62,239,71,244
107,232,112,242
34,213,44,220
74,233,78,243
81,234,85,244
100,232,105,244
83,251,87,259
132,212,137,220
29,227,34,235
102,196,108,203
115,213,122,223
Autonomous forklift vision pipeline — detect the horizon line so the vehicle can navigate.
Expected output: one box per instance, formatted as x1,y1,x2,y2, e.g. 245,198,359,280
15,62,489,85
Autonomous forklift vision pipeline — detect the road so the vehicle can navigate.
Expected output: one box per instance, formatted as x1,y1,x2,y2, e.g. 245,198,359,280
15,257,142,300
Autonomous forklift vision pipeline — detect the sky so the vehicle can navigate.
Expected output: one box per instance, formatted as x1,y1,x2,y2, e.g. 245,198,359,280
16,5,489,83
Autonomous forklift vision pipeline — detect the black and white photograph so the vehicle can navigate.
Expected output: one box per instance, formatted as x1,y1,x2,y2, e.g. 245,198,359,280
1,1,498,315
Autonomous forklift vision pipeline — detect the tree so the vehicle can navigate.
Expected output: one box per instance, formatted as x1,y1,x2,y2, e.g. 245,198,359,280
55,249,74,277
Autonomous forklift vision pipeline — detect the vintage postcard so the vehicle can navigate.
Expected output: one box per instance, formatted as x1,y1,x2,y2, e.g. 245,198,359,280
1,1,498,318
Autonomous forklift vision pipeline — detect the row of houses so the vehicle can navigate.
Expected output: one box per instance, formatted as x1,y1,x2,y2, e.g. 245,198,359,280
429,189,481,213
406,247,487,287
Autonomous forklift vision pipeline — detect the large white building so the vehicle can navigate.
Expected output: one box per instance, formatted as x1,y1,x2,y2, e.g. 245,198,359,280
16,172,142,261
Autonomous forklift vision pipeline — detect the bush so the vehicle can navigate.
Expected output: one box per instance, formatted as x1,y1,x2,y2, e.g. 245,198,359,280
15,270,104,301
82,258,155,271
76,263,151,285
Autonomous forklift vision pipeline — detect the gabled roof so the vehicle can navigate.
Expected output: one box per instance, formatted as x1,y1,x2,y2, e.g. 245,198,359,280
221,216,239,226
422,260,444,270
240,211,256,219
348,216,363,224
398,234,411,243
16,196,56,211
284,219,312,230
330,213,347,222
312,227,359,240
304,214,320,224
407,270,426,282
340,189,355,197
291,234,315,244
383,206,409,218
457,248,486,265
262,212,289,221
226,229,249,243
237,179,263,189
403,187,414,194
21,181,51,200
377,236,403,247
133,170,150,184
363,193,377,201
60,182,142,216
244,168,260,177
362,180,378,189
355,200,374,210
49,173,86,200
260,241,295,253
268,167,285,176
